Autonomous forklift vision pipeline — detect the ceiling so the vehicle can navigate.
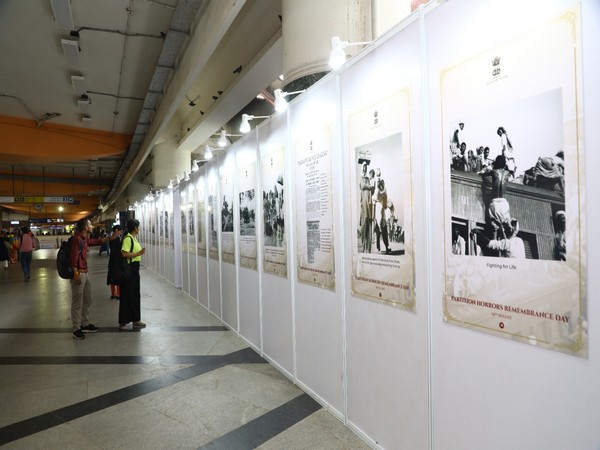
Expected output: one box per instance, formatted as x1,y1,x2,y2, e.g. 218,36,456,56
0,0,282,225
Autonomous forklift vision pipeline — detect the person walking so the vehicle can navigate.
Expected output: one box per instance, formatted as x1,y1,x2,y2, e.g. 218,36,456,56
0,232,9,270
19,227,35,281
107,224,123,300
118,219,146,330
70,218,109,340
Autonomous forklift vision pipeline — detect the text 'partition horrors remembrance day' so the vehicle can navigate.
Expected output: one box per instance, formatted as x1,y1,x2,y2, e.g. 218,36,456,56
349,90,415,309
262,147,287,277
295,127,335,290
442,7,586,357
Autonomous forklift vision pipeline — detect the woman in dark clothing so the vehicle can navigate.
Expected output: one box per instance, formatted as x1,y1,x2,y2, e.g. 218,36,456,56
118,219,146,330
106,225,123,300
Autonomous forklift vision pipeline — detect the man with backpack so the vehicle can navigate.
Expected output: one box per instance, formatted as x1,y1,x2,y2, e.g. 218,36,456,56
70,218,110,340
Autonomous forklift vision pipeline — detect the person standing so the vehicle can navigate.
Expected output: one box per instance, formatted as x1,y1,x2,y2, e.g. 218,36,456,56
19,227,35,281
359,162,374,253
119,219,146,330
106,224,123,300
70,218,109,340
0,232,9,270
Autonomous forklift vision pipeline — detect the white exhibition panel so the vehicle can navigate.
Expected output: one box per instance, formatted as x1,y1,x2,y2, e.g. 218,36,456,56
171,188,181,288
180,186,190,296
236,132,261,349
288,77,345,415
196,169,209,310
340,16,429,449
220,148,238,330
426,1,599,449
258,113,294,375
206,161,222,318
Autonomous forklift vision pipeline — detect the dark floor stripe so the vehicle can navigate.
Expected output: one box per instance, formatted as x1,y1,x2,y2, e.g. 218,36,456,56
198,393,322,450
0,347,266,446
0,325,228,333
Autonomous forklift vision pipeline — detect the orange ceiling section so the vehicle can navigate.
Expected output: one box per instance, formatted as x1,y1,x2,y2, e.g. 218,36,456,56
0,115,131,163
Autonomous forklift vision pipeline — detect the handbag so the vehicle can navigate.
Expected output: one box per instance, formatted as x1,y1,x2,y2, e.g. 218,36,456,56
109,236,134,284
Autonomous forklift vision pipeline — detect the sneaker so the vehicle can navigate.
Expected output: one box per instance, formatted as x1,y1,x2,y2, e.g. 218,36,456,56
81,324,99,333
73,329,85,340
119,324,129,331
132,321,146,328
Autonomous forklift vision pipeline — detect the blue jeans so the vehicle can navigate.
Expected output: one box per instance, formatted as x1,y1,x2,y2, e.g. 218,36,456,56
20,251,32,278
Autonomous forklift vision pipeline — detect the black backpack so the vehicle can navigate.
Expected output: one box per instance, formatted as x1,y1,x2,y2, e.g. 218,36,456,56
56,236,81,279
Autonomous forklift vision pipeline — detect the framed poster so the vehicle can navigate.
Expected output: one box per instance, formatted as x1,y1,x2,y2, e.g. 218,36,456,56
187,186,196,256
262,147,287,277
208,181,219,260
294,127,335,290
441,7,586,357
180,190,188,253
197,178,206,255
238,162,257,270
349,90,415,309
221,174,235,264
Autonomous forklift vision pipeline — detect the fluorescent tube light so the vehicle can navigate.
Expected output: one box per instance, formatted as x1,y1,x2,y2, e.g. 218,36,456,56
71,75,86,96
50,0,74,30
61,38,80,66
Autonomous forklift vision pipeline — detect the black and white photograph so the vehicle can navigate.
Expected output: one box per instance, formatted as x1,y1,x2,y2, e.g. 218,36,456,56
263,174,285,248
356,133,405,257
261,148,287,277
239,188,256,236
449,89,566,261
221,195,233,232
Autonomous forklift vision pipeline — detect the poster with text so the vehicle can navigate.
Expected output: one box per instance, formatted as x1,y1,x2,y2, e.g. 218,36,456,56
208,182,219,260
187,188,196,256
441,7,586,357
197,182,206,255
349,90,415,309
295,127,335,289
180,190,188,253
262,147,287,277
238,162,257,270
221,174,235,264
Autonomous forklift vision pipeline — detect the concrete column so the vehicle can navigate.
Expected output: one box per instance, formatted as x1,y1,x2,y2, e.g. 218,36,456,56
152,138,191,190
282,0,372,90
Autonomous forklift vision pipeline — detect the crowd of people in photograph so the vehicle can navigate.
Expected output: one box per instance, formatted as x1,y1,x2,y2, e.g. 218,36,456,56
450,122,566,260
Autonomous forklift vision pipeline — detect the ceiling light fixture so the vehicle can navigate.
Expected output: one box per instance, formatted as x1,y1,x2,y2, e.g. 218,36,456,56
168,179,174,189
82,115,92,127
71,75,86,96
191,160,200,172
61,38,80,66
239,114,270,134
273,88,305,113
50,0,74,30
184,171,190,182
328,36,373,69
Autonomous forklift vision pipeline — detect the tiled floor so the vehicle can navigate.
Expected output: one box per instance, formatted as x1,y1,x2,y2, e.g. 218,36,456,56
0,248,370,449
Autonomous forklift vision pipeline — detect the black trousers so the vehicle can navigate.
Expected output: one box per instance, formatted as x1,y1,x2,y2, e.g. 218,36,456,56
119,262,141,324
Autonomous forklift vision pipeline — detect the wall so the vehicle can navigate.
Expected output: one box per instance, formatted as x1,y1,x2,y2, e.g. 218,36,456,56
137,1,600,448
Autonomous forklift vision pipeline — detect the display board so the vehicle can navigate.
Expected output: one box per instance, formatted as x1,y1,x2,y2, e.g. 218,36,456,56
348,90,415,309
441,6,586,357
294,126,335,289
197,174,207,255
